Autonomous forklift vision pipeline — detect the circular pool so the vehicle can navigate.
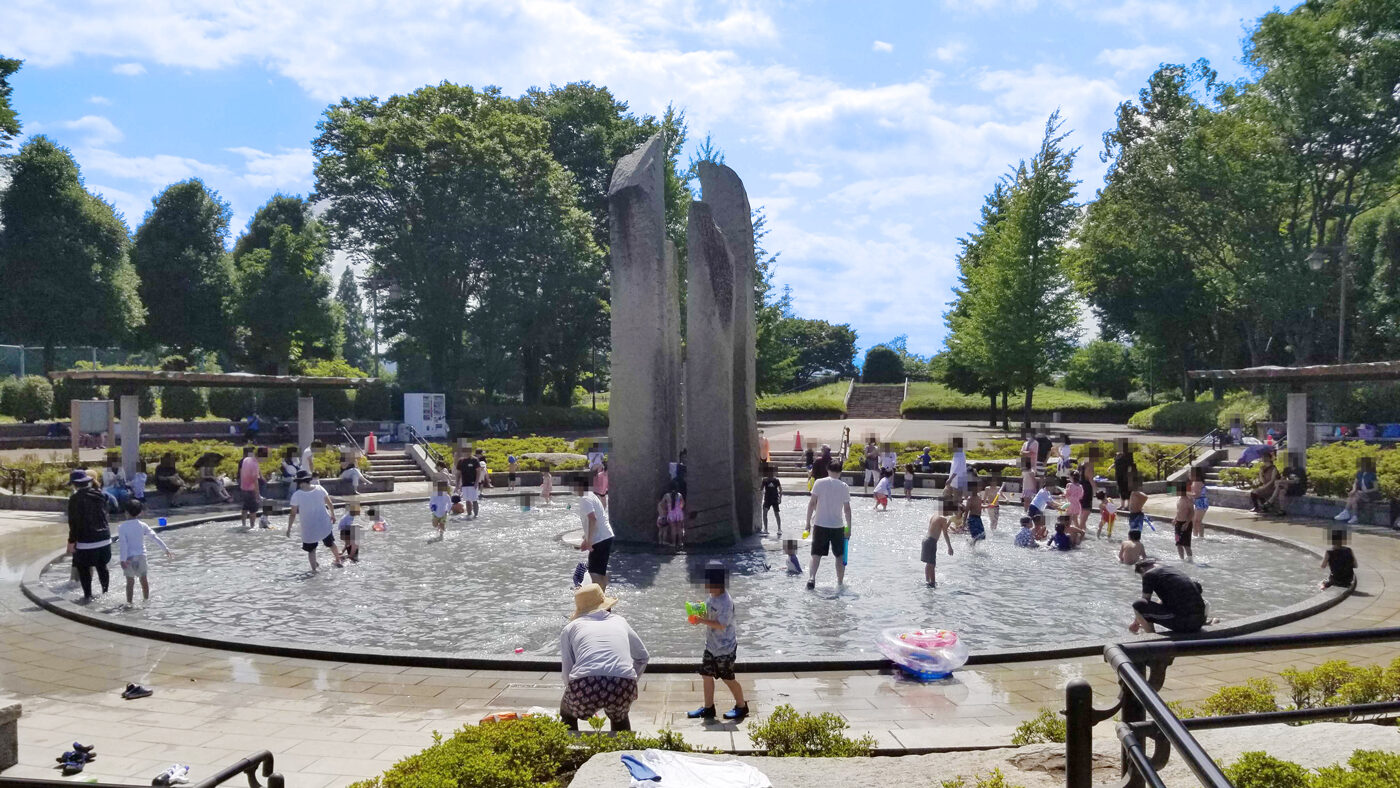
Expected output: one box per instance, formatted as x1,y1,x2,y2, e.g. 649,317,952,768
35,497,1322,659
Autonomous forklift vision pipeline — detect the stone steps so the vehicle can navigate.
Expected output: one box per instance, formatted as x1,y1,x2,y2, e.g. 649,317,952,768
845,384,905,419
366,453,428,483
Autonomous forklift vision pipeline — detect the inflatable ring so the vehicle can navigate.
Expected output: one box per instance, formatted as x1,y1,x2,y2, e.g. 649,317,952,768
876,628,969,680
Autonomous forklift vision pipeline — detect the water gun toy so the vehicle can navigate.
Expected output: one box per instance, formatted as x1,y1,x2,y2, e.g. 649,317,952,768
685,600,707,624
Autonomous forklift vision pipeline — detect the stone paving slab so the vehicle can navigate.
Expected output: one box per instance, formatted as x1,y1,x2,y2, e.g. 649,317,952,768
0,499,1396,785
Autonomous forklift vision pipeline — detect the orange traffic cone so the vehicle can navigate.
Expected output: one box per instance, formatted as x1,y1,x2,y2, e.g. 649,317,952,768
793,431,803,451
365,432,378,455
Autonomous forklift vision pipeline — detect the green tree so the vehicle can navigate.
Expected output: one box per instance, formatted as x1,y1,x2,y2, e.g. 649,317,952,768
335,268,373,372
944,179,1012,426
1063,340,1134,398
132,179,234,356
861,346,904,383
0,137,145,371
753,208,797,394
0,55,21,148
1354,200,1400,358
961,113,1079,428
780,319,858,386
230,195,340,374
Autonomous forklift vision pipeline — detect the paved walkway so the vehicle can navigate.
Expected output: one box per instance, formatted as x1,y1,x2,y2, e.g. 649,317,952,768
0,497,1395,786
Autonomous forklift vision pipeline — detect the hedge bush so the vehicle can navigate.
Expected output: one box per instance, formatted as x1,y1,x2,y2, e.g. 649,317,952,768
1127,398,1220,433
745,704,876,757
257,388,298,420
208,388,257,420
455,401,608,432
160,387,208,421
111,384,157,419
355,380,397,420
1215,442,1400,499
1225,750,1400,788
1010,708,1066,746
12,376,55,422
0,376,19,418
317,388,354,421
348,716,692,788
429,437,589,474
756,381,849,416
51,377,100,419
861,346,904,383
940,770,1026,788
901,383,1137,421
1216,393,1270,431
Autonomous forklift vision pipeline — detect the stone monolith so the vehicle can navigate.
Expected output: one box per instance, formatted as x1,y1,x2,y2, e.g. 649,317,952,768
606,133,681,542
683,202,738,544
697,161,758,537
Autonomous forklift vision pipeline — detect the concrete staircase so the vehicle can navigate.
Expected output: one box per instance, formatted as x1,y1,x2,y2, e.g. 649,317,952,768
366,450,429,484
765,450,809,476
845,384,904,419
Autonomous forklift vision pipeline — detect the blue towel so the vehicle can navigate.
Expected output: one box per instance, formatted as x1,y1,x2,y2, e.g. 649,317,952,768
572,562,588,588
621,753,661,781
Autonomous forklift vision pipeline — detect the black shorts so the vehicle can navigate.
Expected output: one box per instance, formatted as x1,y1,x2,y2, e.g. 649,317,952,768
1132,599,1205,633
587,537,613,576
508,472,517,482
302,534,336,553
241,489,261,513
699,649,736,680
340,528,356,543
810,525,846,557
763,499,780,511
1174,520,1192,547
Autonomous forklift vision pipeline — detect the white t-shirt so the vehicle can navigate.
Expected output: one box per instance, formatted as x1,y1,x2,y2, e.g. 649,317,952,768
1103,499,1118,516
428,493,451,517
577,491,614,543
117,518,169,561
1030,488,1052,511
301,447,315,476
290,485,333,543
873,476,892,497
337,513,355,532
810,476,851,528
949,450,967,484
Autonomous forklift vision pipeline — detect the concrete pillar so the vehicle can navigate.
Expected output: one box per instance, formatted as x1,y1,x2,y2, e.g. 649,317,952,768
1287,392,1308,470
697,161,759,537
605,134,682,542
119,394,140,478
298,396,315,453
684,202,738,545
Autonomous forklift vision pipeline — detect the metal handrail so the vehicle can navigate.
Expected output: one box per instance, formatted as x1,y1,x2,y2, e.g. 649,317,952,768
1065,626,1400,788
1156,428,1220,480
0,465,28,495
0,750,283,788
406,425,448,467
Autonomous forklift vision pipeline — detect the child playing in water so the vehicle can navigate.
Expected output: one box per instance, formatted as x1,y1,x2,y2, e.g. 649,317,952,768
1047,516,1074,551
1173,484,1194,562
922,510,954,586
761,466,782,535
428,482,451,538
117,499,172,606
783,538,802,574
338,502,361,562
507,454,519,490
1014,515,1037,547
1096,490,1117,538
1190,467,1208,538
450,494,466,515
1019,458,1036,507
686,561,748,723
369,507,388,532
903,464,915,500
1128,488,1151,533
540,462,554,504
873,471,893,511
1064,471,1084,527
963,481,986,544
1118,529,1146,564
983,477,1003,531
657,485,685,546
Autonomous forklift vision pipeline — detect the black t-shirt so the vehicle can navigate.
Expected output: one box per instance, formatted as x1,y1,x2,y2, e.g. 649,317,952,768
812,456,830,478
1142,565,1205,618
456,457,480,487
762,477,782,504
1036,436,1052,463
1325,547,1356,586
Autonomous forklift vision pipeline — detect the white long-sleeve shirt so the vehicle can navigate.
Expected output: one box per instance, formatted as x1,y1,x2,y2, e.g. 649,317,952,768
559,611,649,682
117,518,169,561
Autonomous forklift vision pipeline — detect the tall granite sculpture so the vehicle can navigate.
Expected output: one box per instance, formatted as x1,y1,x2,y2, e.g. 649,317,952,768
697,162,759,537
683,202,738,544
605,133,681,542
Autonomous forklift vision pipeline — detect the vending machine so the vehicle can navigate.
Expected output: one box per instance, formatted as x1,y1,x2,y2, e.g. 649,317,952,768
403,393,448,438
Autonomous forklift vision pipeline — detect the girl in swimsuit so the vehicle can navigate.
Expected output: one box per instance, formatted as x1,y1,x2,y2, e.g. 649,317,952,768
1190,466,1208,538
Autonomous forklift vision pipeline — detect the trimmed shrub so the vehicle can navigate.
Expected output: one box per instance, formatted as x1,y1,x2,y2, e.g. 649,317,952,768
861,346,904,383
317,388,354,421
258,388,299,420
1128,399,1220,433
12,376,55,422
1225,752,1311,788
0,376,19,417
1224,750,1400,788
160,387,208,421
110,384,157,418
207,388,258,420
745,704,877,757
1010,708,1066,746
940,770,1025,788
354,380,396,420
455,401,608,432
429,436,588,473
51,377,102,419
1198,678,1278,716
1216,393,1270,431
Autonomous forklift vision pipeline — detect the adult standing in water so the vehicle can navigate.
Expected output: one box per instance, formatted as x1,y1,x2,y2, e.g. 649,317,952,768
573,475,615,590
286,470,343,573
1113,440,1138,507
805,461,852,590
238,446,262,529
67,470,113,601
454,447,481,518
809,443,833,491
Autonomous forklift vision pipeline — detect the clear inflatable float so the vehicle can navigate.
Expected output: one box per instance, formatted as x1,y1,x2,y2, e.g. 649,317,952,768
876,628,970,680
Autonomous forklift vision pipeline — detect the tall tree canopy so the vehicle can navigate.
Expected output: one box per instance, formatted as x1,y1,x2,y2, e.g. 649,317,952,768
230,195,340,374
335,268,373,373
0,137,144,370
0,55,21,148
132,179,234,356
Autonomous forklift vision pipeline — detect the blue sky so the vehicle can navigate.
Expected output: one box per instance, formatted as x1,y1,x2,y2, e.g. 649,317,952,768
1,0,1289,358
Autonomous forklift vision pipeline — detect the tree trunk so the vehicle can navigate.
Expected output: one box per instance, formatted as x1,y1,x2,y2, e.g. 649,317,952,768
1001,390,1010,432
987,393,997,427
1021,386,1034,431
521,345,542,406
42,342,54,376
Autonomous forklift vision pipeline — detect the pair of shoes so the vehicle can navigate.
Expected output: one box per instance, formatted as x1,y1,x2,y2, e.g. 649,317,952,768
122,683,153,699
723,704,749,721
686,706,716,719
1335,511,1351,521
153,763,190,785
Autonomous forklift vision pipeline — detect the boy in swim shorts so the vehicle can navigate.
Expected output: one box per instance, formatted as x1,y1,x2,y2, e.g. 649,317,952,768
873,470,892,511
963,481,986,545
1119,529,1146,564
922,509,954,586
1173,484,1194,562
1128,488,1152,532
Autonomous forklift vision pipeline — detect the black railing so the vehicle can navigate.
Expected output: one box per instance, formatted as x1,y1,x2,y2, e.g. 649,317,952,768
0,466,28,495
1155,429,1220,481
1065,626,1400,788
0,750,283,788
406,425,447,467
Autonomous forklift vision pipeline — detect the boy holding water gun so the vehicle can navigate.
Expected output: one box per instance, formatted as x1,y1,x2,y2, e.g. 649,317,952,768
686,561,748,722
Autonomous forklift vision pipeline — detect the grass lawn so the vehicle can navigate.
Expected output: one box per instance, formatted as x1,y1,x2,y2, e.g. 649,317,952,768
757,380,850,415
903,383,1109,412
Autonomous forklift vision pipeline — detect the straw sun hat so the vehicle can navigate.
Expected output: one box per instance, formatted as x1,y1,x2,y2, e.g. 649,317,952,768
571,583,618,620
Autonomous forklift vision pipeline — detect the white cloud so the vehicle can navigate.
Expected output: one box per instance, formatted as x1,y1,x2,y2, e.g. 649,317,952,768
227,146,314,191
88,95,112,105
1094,0,1248,34
934,41,968,63
78,148,226,187
59,115,123,146
872,40,894,53
111,62,145,75
1096,45,1180,72
941,0,1038,11
771,170,822,189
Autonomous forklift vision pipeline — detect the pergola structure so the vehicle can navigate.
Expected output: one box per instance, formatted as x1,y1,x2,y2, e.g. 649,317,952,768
1188,361,1400,469
48,370,377,475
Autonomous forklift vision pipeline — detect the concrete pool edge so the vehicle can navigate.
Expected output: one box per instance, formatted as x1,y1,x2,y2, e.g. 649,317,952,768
20,502,1351,673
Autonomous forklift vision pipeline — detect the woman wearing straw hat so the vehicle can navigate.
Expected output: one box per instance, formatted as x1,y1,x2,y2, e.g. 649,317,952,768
558,583,649,732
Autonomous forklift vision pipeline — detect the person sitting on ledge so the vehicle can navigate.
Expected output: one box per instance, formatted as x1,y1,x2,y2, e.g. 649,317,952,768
1248,451,1280,514
153,453,187,506
1321,529,1357,590
1129,558,1209,634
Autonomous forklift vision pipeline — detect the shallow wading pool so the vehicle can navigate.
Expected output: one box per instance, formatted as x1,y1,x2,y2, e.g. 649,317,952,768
38,497,1321,659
